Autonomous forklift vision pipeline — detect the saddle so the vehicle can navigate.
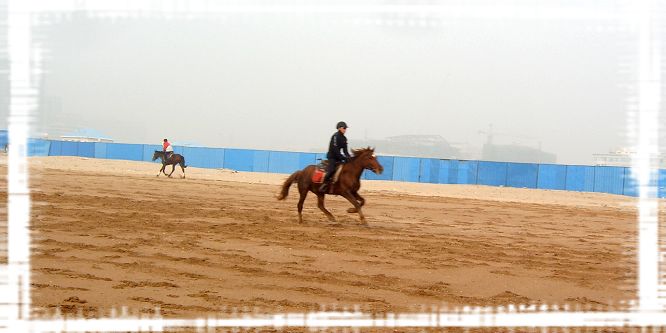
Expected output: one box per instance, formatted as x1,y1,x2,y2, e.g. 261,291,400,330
312,162,343,184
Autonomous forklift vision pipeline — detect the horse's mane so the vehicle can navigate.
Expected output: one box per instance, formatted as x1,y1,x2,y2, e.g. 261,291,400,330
350,147,375,160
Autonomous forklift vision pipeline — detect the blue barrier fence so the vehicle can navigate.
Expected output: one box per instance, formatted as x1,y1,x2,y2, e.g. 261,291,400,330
0,130,8,149
26,139,666,198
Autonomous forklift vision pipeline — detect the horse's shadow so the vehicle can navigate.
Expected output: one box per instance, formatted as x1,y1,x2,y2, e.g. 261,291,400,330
304,215,373,228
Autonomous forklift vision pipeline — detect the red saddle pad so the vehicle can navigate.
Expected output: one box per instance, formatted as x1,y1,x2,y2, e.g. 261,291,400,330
312,168,325,183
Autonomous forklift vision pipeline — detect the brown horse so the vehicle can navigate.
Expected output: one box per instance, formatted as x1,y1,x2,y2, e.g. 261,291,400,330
277,147,383,224
152,151,187,178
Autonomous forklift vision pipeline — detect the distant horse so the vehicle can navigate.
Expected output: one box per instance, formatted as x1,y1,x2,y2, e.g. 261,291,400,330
277,147,383,224
152,151,187,178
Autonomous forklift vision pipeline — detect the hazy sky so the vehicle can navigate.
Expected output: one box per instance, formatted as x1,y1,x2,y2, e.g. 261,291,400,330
28,1,636,164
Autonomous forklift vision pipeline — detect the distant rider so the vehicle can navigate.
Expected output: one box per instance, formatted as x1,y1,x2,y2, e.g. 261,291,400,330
163,138,174,162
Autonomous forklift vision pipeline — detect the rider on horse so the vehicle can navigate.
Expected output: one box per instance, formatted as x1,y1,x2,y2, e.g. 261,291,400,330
163,138,173,162
319,121,351,193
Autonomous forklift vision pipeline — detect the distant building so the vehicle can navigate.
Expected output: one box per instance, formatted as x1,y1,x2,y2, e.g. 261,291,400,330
477,124,556,163
354,135,460,159
60,128,113,143
593,148,666,168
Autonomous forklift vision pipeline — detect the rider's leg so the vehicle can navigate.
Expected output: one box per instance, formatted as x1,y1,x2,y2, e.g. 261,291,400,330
319,159,338,193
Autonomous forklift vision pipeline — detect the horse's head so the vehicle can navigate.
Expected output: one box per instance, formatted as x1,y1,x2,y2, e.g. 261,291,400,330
152,150,161,161
352,147,383,175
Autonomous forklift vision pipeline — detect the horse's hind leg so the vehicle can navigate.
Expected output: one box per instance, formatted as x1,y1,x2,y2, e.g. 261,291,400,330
347,191,365,214
297,188,308,224
295,180,311,223
180,163,186,178
317,194,336,222
168,164,176,178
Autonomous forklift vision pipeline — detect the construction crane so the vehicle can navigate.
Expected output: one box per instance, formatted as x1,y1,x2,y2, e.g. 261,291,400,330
478,124,542,150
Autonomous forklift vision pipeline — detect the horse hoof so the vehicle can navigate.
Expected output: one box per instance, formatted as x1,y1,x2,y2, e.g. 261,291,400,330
347,208,357,214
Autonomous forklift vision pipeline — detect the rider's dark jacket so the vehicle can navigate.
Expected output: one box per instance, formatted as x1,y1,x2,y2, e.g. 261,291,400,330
327,131,351,162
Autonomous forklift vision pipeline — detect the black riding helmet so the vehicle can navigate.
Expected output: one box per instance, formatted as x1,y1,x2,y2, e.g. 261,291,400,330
336,121,348,129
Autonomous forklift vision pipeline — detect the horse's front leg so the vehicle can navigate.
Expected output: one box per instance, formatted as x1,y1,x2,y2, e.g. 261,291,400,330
163,162,170,175
347,191,365,213
167,164,176,178
157,164,166,177
342,190,365,224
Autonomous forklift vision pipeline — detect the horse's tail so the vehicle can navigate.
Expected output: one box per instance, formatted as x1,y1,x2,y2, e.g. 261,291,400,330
277,170,301,200
181,156,187,168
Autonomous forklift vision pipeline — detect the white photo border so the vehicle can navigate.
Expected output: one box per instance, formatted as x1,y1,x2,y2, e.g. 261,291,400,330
3,0,663,331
